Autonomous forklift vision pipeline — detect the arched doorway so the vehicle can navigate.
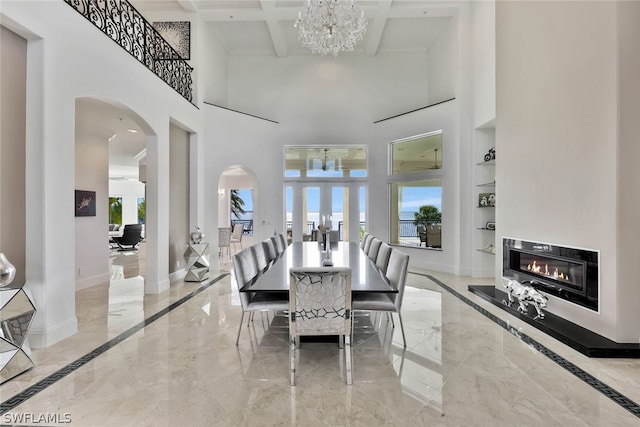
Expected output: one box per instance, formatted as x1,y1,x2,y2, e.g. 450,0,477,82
217,166,258,258
74,97,152,290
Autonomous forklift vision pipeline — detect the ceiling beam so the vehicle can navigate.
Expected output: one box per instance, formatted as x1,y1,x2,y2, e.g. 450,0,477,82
365,0,392,56
177,0,198,13
260,0,288,57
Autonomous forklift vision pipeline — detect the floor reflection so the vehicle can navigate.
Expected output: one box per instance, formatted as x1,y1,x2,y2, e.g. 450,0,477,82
108,245,146,330
237,286,445,415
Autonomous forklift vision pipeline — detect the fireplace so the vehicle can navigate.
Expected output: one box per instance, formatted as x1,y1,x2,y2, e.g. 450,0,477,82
502,238,599,311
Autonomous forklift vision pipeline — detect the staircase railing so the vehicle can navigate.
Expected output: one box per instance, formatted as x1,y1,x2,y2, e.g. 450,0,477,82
64,0,193,103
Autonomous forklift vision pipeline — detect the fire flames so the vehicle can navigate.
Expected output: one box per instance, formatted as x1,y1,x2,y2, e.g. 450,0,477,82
526,260,570,282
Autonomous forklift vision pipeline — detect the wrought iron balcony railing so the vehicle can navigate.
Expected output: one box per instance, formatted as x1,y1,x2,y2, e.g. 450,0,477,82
64,0,193,103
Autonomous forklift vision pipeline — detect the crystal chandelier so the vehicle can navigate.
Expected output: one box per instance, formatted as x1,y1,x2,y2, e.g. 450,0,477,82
295,0,368,57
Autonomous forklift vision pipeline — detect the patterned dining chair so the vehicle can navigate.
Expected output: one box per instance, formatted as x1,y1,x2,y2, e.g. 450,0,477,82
289,267,352,386
218,227,232,261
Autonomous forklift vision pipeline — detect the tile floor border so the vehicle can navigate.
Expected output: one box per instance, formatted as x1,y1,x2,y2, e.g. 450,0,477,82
413,272,640,419
0,273,229,414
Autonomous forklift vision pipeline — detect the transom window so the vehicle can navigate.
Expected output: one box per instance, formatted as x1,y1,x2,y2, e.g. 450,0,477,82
284,146,367,178
390,131,442,175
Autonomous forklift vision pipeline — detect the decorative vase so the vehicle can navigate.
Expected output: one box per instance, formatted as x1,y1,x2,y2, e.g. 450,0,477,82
190,227,204,244
0,252,16,287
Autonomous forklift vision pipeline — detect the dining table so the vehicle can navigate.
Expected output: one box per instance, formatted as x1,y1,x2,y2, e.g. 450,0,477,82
239,241,396,294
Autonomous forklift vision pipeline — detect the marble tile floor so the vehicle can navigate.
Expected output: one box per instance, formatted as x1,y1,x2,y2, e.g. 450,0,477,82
0,251,639,426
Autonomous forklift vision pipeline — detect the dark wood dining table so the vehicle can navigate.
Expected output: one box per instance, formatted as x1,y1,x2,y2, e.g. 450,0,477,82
239,241,396,294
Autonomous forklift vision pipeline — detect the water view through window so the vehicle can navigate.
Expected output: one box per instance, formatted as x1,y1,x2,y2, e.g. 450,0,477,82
389,130,443,249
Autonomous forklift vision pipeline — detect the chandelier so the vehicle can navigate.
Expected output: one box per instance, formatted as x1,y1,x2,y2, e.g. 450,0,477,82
295,0,368,57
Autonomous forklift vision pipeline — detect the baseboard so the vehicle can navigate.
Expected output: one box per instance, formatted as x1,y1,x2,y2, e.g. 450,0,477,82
28,317,78,348
169,268,186,283
146,277,171,294
75,273,109,290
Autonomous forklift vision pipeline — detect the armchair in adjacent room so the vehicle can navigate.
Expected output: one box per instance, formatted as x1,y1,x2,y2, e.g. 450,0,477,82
110,224,143,251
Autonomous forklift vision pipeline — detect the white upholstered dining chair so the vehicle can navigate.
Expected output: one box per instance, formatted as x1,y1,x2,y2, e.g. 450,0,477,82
367,238,382,261
375,242,392,273
230,223,244,252
289,267,353,386
362,234,374,254
360,232,370,250
352,249,410,348
262,238,278,263
233,248,288,346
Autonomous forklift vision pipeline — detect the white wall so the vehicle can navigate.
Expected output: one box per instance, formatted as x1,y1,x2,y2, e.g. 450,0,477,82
75,125,109,290
616,1,640,342
471,0,495,128
427,17,457,105
200,21,228,106
0,26,27,285
169,123,189,274
496,1,633,342
227,52,430,128
1,0,203,347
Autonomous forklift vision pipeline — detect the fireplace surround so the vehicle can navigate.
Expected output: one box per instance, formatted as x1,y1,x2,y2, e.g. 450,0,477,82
502,238,599,311
467,238,640,357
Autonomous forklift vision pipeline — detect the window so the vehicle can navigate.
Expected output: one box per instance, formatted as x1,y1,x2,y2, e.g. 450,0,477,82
109,197,122,225
137,197,145,224
284,146,367,242
389,131,443,249
390,131,442,175
284,146,367,178
231,189,253,235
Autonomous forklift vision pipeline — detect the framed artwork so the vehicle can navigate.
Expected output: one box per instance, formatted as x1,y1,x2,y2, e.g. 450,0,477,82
153,21,191,60
75,190,96,217
486,221,496,230
478,192,496,207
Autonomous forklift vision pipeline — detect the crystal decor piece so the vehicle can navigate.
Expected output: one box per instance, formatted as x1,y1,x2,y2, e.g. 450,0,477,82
295,0,368,57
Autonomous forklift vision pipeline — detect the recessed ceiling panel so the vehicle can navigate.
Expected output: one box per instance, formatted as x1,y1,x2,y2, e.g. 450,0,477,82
378,17,450,53
211,21,275,54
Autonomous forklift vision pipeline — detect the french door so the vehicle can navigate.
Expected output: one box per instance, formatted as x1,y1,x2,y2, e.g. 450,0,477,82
286,181,366,243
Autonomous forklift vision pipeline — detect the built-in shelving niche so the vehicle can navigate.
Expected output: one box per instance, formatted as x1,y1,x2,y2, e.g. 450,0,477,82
472,119,496,277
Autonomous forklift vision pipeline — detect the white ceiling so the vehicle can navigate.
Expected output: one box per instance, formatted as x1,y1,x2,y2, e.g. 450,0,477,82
130,0,456,56
76,98,146,181
83,1,456,178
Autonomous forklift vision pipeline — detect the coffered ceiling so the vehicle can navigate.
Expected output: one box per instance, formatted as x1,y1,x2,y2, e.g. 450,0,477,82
130,0,457,57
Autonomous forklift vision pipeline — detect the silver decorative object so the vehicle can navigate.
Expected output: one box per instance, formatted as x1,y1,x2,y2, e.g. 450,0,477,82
502,277,548,320
190,226,204,244
0,252,16,287
184,243,209,282
0,259,36,384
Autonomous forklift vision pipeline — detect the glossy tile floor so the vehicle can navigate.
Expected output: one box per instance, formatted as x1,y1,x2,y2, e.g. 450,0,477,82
1,243,639,426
